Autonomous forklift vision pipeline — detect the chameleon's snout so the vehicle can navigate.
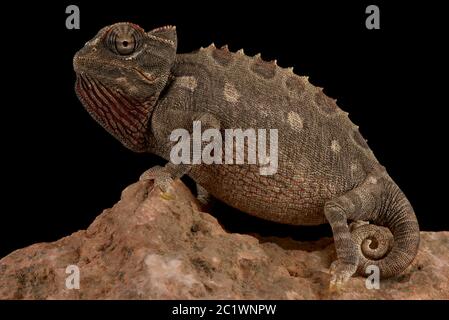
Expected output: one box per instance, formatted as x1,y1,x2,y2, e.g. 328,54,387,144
73,45,98,75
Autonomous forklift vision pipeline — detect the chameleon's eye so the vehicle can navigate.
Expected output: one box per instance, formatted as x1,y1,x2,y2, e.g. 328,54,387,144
105,24,143,56
115,34,135,55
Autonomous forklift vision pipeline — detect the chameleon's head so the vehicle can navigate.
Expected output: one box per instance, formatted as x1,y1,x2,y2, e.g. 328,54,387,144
73,22,177,152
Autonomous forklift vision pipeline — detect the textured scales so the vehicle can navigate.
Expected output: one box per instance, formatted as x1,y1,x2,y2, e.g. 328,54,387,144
172,45,371,224
73,23,420,289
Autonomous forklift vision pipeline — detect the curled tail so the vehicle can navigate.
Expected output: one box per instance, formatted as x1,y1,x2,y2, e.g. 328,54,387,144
352,180,420,278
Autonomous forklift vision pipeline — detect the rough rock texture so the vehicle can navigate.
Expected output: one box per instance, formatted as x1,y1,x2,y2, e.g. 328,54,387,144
0,180,448,300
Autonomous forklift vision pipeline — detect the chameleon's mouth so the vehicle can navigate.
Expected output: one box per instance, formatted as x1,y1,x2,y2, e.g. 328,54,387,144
75,73,153,152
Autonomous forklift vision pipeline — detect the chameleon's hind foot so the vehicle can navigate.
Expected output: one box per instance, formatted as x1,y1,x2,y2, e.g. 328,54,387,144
196,183,216,211
329,260,357,292
349,220,369,232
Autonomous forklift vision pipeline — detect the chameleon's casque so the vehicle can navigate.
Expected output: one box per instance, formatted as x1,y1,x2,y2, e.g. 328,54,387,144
74,22,420,289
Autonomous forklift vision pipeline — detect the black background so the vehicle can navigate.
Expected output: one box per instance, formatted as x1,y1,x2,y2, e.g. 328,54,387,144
0,1,446,259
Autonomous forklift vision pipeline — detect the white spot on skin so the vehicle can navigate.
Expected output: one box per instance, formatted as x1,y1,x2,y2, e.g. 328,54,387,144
115,77,129,85
331,140,341,153
287,111,303,130
124,44,148,60
115,77,138,94
176,76,197,91
350,163,357,178
259,108,269,118
368,176,378,184
223,82,240,103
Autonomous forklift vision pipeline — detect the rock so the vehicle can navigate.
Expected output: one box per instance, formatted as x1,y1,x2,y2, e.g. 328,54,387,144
0,180,448,299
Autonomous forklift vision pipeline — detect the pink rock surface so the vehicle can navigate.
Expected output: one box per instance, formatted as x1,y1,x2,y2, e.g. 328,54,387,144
0,180,448,299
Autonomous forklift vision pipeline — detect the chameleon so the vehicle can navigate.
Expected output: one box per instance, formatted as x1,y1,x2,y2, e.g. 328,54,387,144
73,22,420,289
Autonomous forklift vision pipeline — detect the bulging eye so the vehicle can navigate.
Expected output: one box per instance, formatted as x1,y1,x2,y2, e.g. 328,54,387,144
115,34,135,55
105,24,143,56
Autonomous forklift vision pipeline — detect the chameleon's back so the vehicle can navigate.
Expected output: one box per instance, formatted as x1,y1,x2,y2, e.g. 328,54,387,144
172,47,380,225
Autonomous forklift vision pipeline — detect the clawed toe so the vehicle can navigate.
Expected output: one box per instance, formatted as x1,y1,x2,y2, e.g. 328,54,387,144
139,166,174,194
328,260,357,292
154,176,174,194
139,165,164,181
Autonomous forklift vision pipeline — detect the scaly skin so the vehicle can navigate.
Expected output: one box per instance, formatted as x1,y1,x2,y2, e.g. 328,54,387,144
73,23,420,289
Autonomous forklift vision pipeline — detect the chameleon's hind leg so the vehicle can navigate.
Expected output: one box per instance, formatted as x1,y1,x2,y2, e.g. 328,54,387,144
349,220,369,232
324,174,382,291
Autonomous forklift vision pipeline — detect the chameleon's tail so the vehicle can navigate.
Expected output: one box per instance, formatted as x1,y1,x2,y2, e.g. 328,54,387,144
351,180,420,278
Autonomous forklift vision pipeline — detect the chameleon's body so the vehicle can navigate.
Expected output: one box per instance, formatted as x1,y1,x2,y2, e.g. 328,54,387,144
73,23,420,288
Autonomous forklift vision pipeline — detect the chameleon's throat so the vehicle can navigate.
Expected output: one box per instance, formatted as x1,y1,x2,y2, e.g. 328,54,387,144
75,73,155,152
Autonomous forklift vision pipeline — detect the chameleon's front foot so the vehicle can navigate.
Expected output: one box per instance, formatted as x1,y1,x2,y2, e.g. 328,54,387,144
329,260,358,292
140,165,175,197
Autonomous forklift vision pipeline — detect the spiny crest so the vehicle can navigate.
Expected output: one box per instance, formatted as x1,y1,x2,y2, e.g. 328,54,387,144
205,43,277,68
151,25,176,32
198,41,365,150
204,44,282,79
148,25,177,48
209,43,233,66
250,52,276,79
202,43,346,115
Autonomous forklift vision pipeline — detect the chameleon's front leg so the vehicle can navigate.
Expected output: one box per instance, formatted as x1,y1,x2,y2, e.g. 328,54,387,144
140,165,215,208
140,111,221,196
139,162,189,192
